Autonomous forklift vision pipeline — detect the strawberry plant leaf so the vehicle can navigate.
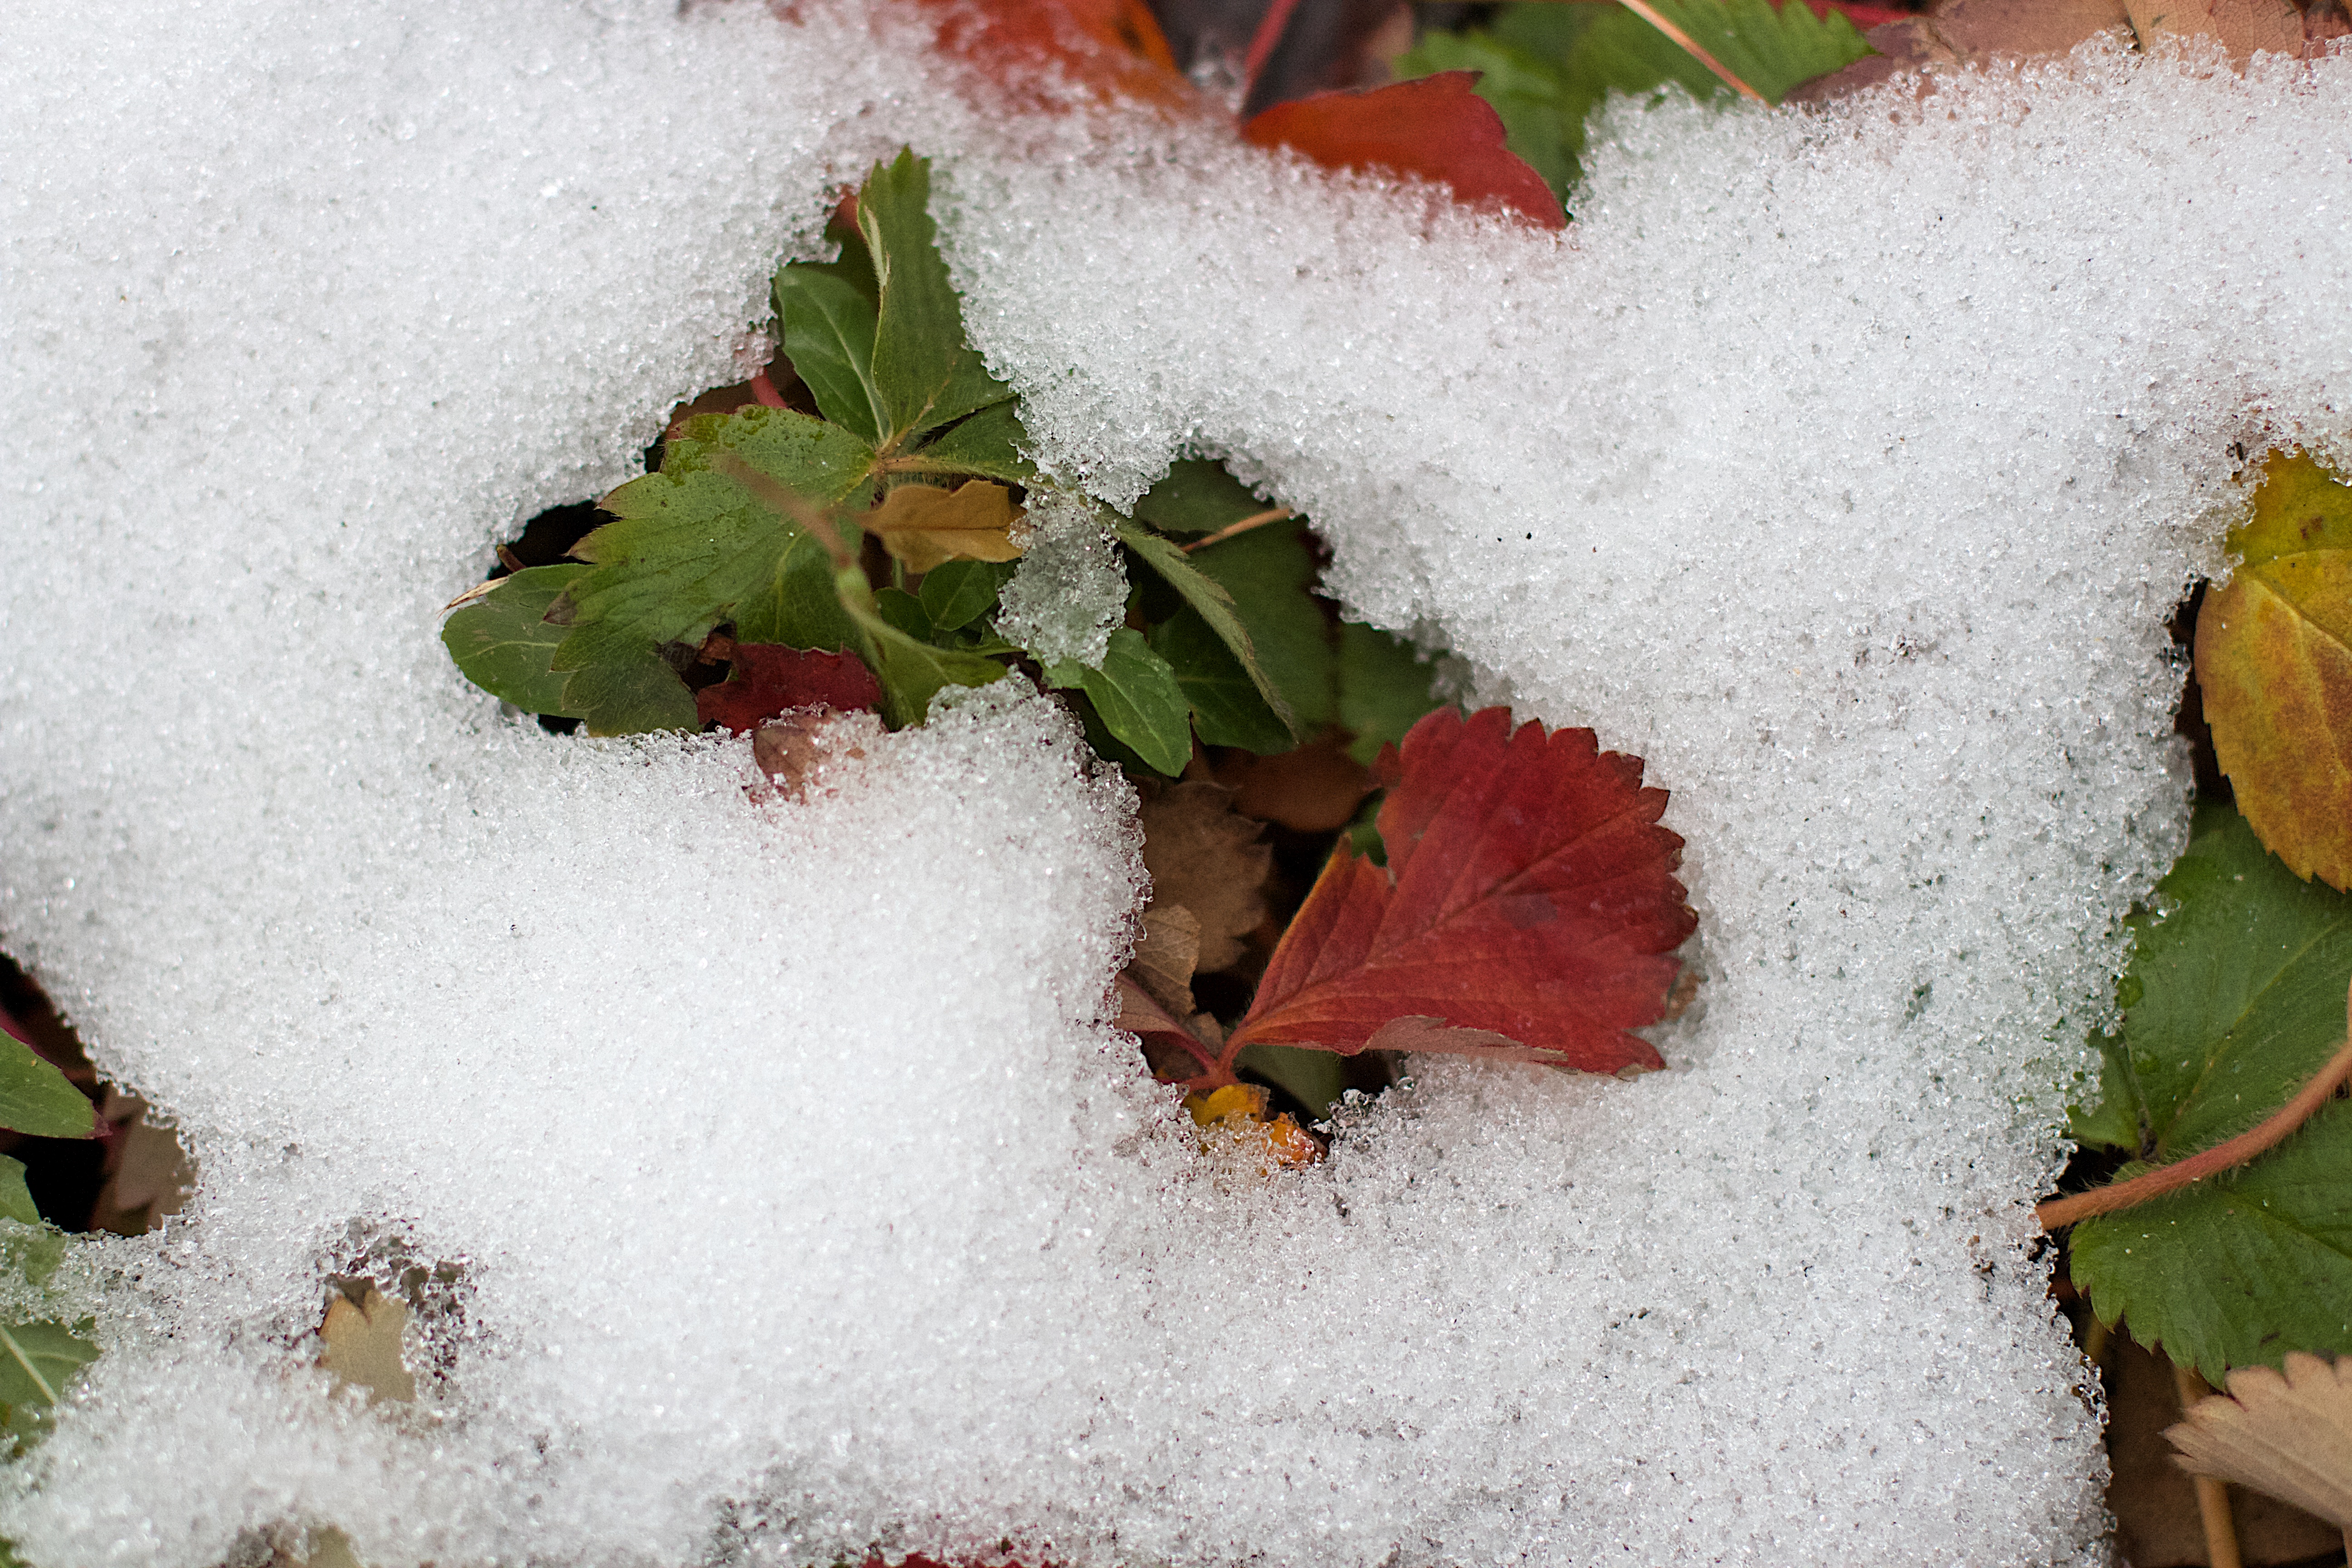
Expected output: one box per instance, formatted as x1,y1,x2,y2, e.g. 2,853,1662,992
1181,520,1337,734
918,559,1013,632
1223,707,1695,1073
696,645,883,731
1132,458,1268,536
772,265,886,446
1117,520,1298,741
0,1032,90,1141
2071,1100,2352,1386
1047,628,1191,776
2066,805,2352,1379
731,532,860,652
848,598,1005,727
1151,610,1295,753
858,150,1018,445
908,402,1035,484
873,586,932,642
441,565,590,718
0,1318,97,1414
1337,622,1444,765
2196,450,2352,890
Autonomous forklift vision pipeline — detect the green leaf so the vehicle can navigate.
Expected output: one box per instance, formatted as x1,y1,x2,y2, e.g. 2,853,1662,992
732,531,860,653
1131,459,1270,536
2077,805,2352,1162
0,1036,88,1141
0,1159,37,1228
2073,1100,2352,1385
874,585,932,643
858,150,1016,446
1235,1043,1349,1121
441,565,590,718
1336,622,1444,765
1116,521,1298,741
1181,520,1336,733
1046,629,1191,777
919,560,1014,632
1149,611,1294,754
908,402,1036,484
846,595,1006,727
550,407,875,734
2066,804,2352,1381
772,265,886,446
0,1319,96,1412
1400,0,1872,196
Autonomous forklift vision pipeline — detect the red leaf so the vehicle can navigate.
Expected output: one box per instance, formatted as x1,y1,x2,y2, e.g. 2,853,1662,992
914,0,1195,110
1803,0,1911,24
696,645,883,732
1224,707,1695,1076
1240,74,1566,231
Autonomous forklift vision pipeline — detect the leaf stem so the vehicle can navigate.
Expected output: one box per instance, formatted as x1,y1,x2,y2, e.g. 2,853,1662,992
750,368,789,409
2038,991,2352,1230
1180,507,1294,554
1242,0,1306,92
1616,0,1768,103
2175,1361,2244,1568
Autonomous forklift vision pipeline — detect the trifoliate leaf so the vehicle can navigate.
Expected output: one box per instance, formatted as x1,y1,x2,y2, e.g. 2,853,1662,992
1149,611,1294,754
551,408,874,735
2072,1101,2352,1386
772,265,886,446
1117,521,1297,741
858,150,1017,445
1337,622,1445,765
862,480,1024,573
440,565,589,718
0,1031,91,1141
1048,629,1190,777
2073,805,2352,1163
2197,450,2352,890
0,1318,97,1412
1131,459,1269,536
917,559,1013,632
1225,707,1695,1072
1180,520,1336,734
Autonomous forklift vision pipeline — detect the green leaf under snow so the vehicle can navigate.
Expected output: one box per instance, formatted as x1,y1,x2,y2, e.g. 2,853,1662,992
773,265,887,446
858,150,1017,447
1131,459,1270,536
848,598,1005,728
2067,804,2352,1381
0,1160,36,1229
2070,805,2352,1162
1180,521,1336,735
0,1318,96,1412
911,402,1035,484
441,565,590,718
0,1035,88,1141
1048,629,1191,777
1336,622,1444,765
551,407,875,735
1400,0,1873,196
0,1159,64,1291
919,560,1013,632
2072,1100,2352,1386
1150,611,1295,754
1117,521,1298,743
1235,1043,1349,1121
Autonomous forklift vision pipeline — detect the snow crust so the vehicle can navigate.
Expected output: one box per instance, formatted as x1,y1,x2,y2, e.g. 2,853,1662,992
3,2,2345,1562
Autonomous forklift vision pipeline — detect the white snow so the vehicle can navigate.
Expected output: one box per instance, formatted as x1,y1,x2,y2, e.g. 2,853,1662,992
2,3,2343,1563
995,486,1128,669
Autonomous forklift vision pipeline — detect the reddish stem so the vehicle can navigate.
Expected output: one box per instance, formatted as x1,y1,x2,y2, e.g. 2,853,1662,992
1615,0,1767,103
1242,0,1306,93
2039,989,2352,1230
750,368,789,409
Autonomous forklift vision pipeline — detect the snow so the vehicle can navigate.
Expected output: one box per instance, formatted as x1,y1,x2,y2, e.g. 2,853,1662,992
1,3,2343,1563
995,486,1128,669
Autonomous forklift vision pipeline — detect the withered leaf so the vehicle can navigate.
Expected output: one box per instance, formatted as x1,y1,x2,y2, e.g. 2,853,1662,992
1137,782,1270,974
318,1286,414,1405
863,480,1024,573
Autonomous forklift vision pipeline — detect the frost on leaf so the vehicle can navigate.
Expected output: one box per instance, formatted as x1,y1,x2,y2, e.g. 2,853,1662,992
2196,448,2352,890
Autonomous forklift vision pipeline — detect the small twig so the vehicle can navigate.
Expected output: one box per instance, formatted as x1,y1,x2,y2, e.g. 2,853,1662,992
2174,1361,2244,1568
1615,0,1768,103
1180,507,1294,554
2037,1001,2352,1230
1241,0,1306,93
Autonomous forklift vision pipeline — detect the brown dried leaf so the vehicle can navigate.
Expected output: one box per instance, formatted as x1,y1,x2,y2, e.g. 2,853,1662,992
2169,1351,2352,1529
1138,781,1269,974
1210,731,1373,833
318,1286,415,1405
2127,0,2351,55
1130,905,1204,1019
863,480,1024,573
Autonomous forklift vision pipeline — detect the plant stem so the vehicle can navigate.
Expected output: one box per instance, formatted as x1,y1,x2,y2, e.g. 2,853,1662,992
2037,1025,2352,1230
2174,1361,2243,1568
1180,507,1293,554
1616,0,1767,103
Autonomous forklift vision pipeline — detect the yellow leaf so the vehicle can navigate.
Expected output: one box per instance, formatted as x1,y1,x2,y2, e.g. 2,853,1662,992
862,480,1023,573
1181,1082,1322,1168
317,1285,415,1404
2228,449,2352,569
2198,555,2352,890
